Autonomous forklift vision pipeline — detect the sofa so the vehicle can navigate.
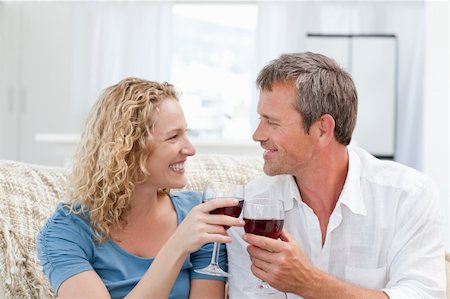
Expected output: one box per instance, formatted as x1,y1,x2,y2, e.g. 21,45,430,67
0,156,448,298
0,155,264,298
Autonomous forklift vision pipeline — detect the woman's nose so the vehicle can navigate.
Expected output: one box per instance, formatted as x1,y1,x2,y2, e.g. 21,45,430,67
181,138,196,156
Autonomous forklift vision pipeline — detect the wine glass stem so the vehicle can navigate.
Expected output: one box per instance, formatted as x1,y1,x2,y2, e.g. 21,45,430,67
209,242,220,266
214,242,221,265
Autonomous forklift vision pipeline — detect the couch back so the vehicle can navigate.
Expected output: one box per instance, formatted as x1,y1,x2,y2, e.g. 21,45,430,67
0,155,264,298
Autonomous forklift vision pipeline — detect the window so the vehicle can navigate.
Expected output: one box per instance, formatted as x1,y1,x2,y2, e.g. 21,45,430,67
171,4,258,140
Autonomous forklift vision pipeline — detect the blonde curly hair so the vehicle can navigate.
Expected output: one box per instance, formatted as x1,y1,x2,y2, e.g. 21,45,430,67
69,77,179,242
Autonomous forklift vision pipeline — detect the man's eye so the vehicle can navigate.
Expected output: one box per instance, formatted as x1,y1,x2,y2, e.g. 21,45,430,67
258,116,277,126
267,119,277,126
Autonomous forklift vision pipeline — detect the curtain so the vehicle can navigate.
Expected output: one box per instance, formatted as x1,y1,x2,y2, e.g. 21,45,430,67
70,1,173,116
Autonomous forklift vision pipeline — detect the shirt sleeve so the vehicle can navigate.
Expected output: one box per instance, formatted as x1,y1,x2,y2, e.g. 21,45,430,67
37,204,95,294
382,178,446,299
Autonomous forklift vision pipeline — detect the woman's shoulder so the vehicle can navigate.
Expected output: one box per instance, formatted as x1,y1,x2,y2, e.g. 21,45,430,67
39,202,93,239
170,191,202,212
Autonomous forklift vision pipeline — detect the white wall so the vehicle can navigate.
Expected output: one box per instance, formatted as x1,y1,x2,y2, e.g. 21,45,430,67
423,1,449,250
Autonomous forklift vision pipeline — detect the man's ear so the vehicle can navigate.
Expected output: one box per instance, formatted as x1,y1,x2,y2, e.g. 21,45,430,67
316,114,335,145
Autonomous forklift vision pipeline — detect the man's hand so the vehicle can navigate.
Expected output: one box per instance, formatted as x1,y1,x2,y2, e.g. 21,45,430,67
243,229,389,299
243,229,315,294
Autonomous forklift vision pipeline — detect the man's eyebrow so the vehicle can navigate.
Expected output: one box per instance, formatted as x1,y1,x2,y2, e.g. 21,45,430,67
260,114,280,121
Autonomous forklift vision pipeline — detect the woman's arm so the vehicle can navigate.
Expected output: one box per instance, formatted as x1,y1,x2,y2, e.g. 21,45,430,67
58,271,110,299
189,279,226,299
56,235,188,299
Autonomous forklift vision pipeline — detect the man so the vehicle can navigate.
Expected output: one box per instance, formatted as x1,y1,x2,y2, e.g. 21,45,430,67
227,52,445,298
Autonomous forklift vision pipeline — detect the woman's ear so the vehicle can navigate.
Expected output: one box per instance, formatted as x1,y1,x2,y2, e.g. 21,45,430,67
316,114,335,145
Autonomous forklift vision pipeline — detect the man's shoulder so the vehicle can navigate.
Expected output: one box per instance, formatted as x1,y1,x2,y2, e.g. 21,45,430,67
353,146,435,193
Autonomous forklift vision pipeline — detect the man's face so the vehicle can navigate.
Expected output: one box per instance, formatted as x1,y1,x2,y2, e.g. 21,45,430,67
253,81,316,176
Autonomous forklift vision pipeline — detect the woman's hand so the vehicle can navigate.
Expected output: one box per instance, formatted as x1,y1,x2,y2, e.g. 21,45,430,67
170,198,245,254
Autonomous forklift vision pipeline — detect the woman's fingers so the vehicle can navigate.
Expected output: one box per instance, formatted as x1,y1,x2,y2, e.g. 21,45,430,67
204,214,245,228
198,197,241,213
191,198,245,228
176,198,245,251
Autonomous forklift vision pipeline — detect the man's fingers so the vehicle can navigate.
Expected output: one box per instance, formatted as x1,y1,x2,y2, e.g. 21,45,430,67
250,263,269,283
242,233,284,252
279,229,292,242
249,254,273,272
247,244,273,260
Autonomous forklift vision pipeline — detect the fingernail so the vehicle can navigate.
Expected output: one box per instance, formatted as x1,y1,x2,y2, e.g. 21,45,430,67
239,220,245,226
242,234,247,241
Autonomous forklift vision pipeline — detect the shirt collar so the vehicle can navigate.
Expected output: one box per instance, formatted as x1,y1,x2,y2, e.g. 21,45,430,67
286,146,367,216
245,146,366,216
245,175,298,212
337,146,367,216
285,175,299,211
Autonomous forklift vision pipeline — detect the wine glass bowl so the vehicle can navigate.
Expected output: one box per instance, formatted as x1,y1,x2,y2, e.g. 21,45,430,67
209,200,244,229
243,198,285,294
243,217,284,239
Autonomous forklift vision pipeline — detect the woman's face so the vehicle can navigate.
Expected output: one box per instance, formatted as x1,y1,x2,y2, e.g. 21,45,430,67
145,99,195,189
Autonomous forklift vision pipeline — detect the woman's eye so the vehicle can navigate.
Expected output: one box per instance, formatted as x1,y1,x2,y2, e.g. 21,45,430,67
167,135,178,141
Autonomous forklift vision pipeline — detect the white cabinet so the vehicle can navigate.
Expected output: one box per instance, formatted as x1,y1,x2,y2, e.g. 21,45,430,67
0,3,21,161
0,2,172,166
307,34,397,158
0,3,84,166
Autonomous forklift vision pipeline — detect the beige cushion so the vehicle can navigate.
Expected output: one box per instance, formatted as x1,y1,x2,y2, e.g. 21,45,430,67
0,155,263,298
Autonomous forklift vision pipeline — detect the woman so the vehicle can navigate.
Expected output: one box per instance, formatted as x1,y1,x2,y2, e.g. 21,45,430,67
37,77,244,298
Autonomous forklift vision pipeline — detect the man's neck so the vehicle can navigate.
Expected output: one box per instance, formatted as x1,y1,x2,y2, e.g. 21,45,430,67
294,145,349,219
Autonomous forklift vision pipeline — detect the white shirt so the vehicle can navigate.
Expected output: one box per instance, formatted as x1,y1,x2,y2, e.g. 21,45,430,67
227,146,445,299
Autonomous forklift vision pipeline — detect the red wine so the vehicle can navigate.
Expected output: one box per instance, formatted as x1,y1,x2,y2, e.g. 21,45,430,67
210,200,244,217
243,218,284,239
208,199,244,229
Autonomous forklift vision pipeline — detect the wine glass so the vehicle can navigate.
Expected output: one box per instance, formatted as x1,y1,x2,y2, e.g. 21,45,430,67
243,198,285,294
194,181,245,277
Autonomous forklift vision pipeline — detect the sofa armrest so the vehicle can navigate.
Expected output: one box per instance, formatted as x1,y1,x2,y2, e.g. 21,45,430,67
0,160,69,298
0,275,5,299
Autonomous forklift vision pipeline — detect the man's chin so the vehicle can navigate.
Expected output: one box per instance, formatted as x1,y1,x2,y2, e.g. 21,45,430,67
263,164,281,176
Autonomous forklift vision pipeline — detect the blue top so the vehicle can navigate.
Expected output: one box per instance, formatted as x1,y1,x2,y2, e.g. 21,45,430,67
37,192,226,299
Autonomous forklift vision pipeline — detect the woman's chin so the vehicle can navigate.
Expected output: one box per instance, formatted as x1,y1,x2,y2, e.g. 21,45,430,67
169,179,187,189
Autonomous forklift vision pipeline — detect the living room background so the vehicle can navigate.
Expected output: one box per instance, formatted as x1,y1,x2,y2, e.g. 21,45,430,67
0,1,447,248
